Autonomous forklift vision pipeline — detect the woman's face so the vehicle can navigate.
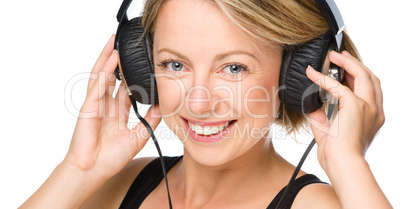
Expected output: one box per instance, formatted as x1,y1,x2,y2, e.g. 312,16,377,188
153,0,282,166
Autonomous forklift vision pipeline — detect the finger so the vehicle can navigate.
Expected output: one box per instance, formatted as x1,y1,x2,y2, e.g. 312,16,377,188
87,35,116,92
365,70,385,128
103,75,118,119
370,73,384,119
342,52,384,125
115,83,132,125
129,105,162,151
342,51,383,106
344,71,355,91
329,51,376,105
306,66,353,101
86,51,118,104
105,71,117,99
309,108,330,143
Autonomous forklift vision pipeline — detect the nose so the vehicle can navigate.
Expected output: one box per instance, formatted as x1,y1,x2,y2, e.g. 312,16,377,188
185,75,215,119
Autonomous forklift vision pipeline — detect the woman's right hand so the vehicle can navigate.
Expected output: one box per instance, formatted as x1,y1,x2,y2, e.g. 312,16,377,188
20,35,162,209
62,34,162,182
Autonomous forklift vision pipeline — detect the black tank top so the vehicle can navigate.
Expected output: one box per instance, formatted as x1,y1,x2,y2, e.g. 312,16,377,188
119,156,326,209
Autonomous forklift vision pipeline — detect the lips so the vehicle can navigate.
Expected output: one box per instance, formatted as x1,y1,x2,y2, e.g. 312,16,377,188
187,120,229,135
181,117,237,143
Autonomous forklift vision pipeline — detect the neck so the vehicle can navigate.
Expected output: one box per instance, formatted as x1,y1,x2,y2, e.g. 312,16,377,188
172,137,285,207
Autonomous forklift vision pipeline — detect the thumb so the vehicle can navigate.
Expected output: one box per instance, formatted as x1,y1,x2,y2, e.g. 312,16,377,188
309,108,330,144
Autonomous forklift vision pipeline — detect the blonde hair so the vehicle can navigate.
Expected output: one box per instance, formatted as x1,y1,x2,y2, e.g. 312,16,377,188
142,0,360,135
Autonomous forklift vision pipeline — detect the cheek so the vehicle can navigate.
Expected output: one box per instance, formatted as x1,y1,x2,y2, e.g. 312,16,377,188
240,77,280,120
156,78,185,118
235,82,279,141
243,87,270,118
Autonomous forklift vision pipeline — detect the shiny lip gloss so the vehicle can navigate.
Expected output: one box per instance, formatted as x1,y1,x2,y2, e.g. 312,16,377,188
181,117,237,143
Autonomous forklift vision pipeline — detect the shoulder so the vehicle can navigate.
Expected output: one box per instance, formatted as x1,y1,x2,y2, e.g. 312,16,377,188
291,183,342,209
80,157,157,209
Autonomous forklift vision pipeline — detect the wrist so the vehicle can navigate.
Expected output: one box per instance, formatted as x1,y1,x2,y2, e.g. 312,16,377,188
20,161,108,209
50,162,108,208
321,145,365,171
57,159,109,192
324,152,367,177
60,153,113,183
322,153,392,208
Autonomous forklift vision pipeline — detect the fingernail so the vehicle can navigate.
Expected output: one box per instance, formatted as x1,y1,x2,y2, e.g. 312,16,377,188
306,65,315,72
108,73,116,81
342,50,352,57
329,50,341,60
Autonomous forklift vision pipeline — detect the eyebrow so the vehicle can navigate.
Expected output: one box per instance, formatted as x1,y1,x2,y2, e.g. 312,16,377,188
157,48,260,64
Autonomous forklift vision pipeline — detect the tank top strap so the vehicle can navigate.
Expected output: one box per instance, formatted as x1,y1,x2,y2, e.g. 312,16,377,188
119,157,325,209
119,156,183,209
266,174,327,209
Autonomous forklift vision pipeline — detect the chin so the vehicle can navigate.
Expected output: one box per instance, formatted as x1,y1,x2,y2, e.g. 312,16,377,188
182,138,259,168
184,147,236,167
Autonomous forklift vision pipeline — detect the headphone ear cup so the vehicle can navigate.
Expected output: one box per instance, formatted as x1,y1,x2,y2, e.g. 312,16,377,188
278,32,332,113
117,17,159,105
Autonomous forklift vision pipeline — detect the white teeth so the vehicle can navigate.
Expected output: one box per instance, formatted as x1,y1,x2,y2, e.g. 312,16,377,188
188,121,230,135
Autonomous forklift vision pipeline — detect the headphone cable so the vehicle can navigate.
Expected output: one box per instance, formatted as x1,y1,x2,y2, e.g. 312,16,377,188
129,95,173,209
274,103,336,209
129,93,336,209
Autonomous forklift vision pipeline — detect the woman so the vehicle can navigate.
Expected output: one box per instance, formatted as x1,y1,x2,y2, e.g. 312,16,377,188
21,0,391,208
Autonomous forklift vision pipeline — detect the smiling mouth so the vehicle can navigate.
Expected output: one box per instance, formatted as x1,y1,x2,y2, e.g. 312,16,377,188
185,119,237,136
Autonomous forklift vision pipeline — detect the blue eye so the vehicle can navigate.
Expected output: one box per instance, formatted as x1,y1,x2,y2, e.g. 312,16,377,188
156,60,185,72
222,64,246,74
167,62,184,71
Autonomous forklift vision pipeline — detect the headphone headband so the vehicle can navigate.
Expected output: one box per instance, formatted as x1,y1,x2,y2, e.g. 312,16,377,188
116,0,345,46
315,0,345,50
116,0,133,23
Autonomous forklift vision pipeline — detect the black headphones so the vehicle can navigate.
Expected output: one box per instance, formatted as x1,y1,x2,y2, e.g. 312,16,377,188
114,0,345,114
113,0,345,208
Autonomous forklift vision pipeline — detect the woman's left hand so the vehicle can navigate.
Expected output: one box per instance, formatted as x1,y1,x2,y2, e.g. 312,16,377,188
306,50,385,170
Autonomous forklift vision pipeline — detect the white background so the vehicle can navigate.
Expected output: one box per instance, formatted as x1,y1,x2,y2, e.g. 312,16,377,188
0,0,401,208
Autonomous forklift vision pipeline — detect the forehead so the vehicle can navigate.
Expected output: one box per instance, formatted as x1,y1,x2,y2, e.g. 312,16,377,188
152,0,279,59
